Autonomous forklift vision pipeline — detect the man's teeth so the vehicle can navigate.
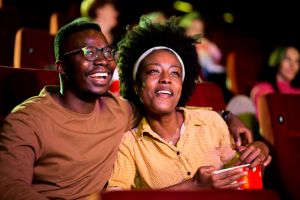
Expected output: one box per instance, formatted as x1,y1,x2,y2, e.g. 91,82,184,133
156,90,171,95
90,72,108,78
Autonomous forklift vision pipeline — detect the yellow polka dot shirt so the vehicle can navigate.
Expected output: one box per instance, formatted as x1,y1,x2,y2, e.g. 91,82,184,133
107,107,237,189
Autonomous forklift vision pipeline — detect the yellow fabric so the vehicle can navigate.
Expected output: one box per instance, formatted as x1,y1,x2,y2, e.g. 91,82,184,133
107,107,237,190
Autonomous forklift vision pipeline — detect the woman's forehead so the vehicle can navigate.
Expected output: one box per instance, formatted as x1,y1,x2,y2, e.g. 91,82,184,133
142,50,182,65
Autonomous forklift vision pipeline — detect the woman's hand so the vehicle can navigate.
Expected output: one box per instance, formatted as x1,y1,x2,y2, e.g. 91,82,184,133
193,166,247,189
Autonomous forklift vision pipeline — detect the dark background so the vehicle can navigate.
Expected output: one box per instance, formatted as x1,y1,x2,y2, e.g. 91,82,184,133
2,0,300,59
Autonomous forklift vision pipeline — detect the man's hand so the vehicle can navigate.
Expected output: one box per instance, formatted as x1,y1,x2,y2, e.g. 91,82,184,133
235,141,272,169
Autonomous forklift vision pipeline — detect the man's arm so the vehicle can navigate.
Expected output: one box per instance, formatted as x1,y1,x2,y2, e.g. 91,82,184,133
0,115,47,200
219,110,253,147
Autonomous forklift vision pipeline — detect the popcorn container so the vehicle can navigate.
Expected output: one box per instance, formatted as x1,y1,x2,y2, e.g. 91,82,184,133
213,164,263,190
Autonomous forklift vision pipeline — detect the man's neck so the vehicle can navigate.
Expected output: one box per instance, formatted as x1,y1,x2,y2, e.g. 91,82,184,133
52,90,98,114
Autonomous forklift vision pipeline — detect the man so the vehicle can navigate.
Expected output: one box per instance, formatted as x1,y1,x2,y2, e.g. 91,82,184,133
0,18,269,199
0,18,132,200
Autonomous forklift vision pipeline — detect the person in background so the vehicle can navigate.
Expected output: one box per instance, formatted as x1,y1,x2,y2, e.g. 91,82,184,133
106,17,271,191
179,11,233,103
80,0,119,45
250,45,300,117
179,11,225,76
139,10,167,25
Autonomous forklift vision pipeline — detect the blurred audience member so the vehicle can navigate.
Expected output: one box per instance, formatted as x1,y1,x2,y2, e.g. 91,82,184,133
250,45,300,116
179,11,224,78
80,0,119,45
179,11,232,102
139,11,167,26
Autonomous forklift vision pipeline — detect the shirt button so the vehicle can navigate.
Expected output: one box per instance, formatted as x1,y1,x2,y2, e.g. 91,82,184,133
187,172,191,176
177,151,180,155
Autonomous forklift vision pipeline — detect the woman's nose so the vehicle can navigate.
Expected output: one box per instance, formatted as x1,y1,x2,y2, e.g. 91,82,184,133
159,72,171,84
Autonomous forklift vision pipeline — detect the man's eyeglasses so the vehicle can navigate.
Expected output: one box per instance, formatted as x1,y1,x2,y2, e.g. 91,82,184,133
62,45,117,61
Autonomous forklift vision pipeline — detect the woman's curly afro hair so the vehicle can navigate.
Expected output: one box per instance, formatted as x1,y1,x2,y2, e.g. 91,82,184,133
117,16,201,122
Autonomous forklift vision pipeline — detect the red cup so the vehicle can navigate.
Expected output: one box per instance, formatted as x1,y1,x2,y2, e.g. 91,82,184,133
213,164,263,190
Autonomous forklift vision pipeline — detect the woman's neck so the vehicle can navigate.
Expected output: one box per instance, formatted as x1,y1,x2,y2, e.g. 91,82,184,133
146,109,183,145
276,73,291,84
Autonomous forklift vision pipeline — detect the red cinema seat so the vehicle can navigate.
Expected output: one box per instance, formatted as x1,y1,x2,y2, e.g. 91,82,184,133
101,189,280,200
0,66,59,121
13,27,55,69
49,11,79,36
258,93,300,200
186,81,226,111
226,50,263,96
0,6,21,66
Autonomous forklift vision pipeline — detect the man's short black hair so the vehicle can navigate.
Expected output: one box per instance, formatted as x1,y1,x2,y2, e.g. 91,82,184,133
54,17,101,61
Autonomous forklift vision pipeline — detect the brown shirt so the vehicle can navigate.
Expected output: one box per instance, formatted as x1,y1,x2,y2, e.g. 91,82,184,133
0,86,133,200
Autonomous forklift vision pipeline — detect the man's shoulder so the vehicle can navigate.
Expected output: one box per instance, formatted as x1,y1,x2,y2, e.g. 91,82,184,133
100,93,134,120
11,94,49,114
102,92,132,109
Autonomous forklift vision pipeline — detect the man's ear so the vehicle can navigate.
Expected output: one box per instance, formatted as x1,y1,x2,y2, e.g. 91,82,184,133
55,60,66,75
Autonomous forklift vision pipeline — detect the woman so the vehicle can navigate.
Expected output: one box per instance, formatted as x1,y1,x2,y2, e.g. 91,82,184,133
107,17,270,190
251,45,300,116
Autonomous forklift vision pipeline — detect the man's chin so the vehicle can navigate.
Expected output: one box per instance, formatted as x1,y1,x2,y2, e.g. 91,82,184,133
75,87,109,102
93,85,111,96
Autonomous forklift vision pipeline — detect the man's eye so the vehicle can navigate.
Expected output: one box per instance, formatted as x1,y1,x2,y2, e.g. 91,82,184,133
104,50,112,56
86,50,94,55
83,49,94,56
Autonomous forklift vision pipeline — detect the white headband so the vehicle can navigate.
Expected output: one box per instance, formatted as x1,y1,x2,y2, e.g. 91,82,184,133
133,46,185,82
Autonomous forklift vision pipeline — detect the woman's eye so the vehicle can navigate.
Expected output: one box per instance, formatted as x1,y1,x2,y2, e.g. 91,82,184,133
171,71,180,77
148,69,159,74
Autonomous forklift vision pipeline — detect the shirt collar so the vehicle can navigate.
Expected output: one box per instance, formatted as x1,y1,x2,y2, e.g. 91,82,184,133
136,107,207,140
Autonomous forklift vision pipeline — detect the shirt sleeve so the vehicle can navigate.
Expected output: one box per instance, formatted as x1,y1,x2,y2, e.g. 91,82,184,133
0,112,47,200
106,131,137,190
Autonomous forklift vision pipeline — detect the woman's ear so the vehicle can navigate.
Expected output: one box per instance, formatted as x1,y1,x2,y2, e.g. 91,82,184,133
134,85,139,95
